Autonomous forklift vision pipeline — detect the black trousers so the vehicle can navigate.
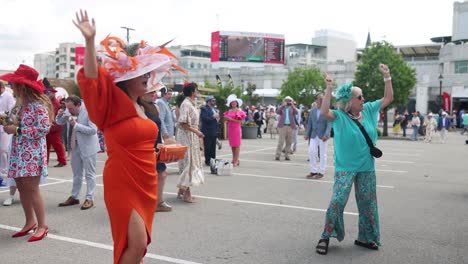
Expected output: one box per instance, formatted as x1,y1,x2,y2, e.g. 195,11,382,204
204,136,217,165
257,125,262,137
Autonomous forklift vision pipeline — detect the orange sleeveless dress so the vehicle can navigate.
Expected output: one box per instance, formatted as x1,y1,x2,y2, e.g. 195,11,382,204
77,67,158,263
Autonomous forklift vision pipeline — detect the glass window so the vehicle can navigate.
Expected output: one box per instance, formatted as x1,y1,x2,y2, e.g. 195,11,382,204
455,61,468,74
71,48,75,53
190,62,194,68
70,65,75,69
70,72,75,78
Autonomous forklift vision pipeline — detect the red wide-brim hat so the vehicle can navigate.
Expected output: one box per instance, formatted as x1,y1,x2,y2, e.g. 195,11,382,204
0,64,45,93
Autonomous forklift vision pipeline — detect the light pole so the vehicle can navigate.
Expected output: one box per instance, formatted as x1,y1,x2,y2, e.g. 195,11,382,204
120,26,135,44
438,74,443,110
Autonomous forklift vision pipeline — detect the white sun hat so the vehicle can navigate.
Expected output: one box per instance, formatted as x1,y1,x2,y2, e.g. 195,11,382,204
226,94,243,107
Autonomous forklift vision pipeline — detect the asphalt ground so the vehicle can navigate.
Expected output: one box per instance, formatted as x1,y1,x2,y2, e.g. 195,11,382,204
1,130,467,264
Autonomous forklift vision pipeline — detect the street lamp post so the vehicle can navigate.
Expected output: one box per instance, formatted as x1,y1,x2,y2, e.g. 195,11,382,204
438,74,444,111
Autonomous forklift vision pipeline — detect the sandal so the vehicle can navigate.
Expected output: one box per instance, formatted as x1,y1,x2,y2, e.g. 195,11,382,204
177,188,185,199
182,188,195,203
354,240,379,250
316,238,329,255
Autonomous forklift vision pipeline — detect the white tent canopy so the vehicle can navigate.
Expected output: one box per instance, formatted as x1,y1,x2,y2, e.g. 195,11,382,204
253,88,279,97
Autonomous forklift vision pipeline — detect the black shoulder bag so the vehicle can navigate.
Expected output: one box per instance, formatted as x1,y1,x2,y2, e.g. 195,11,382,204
347,114,383,158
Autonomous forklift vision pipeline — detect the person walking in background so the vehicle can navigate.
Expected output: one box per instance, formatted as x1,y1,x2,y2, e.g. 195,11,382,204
200,95,219,166
139,84,173,212
0,81,18,205
177,82,205,203
253,106,264,138
56,95,100,210
265,107,277,139
438,111,451,144
461,110,468,135
74,10,185,263
156,86,175,141
423,112,438,143
275,96,298,161
292,101,300,153
224,94,246,167
305,93,331,179
401,110,409,137
392,109,401,137
1,64,54,242
43,78,67,168
410,112,421,141
315,64,394,255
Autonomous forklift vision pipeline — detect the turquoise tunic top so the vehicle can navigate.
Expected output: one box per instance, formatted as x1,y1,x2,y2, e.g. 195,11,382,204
331,99,381,172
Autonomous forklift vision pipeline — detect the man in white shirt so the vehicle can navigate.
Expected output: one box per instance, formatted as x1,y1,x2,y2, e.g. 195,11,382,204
0,81,17,205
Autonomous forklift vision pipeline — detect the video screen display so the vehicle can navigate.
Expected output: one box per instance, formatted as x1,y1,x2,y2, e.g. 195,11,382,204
211,31,285,64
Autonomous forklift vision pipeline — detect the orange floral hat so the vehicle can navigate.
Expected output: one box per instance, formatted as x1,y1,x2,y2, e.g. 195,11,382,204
97,35,186,87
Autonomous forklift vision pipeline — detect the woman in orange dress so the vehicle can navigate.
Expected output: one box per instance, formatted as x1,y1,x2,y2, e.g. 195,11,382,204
73,10,184,264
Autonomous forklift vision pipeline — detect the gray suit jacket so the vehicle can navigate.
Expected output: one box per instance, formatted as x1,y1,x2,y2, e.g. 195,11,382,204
56,102,100,158
306,107,331,139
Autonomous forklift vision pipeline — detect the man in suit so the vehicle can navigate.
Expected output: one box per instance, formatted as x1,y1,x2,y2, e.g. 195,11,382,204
305,93,331,179
156,87,175,140
56,95,100,210
200,96,219,166
275,96,298,161
253,107,264,138
437,111,451,144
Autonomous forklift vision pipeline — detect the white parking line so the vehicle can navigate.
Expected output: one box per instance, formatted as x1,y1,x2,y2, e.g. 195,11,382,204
229,172,395,189
245,152,416,163
235,159,409,173
0,224,203,264
164,192,358,216
0,179,69,193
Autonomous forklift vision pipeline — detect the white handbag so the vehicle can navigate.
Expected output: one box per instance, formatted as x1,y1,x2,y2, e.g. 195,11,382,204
210,158,233,176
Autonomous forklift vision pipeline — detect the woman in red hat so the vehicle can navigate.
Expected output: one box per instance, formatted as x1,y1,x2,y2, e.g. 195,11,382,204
73,10,185,264
0,64,54,242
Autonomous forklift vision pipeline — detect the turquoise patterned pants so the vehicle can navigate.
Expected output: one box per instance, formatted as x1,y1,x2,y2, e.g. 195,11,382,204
321,171,380,245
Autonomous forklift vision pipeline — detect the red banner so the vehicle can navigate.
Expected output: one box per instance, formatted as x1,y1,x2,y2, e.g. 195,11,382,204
442,92,451,112
211,32,220,62
75,47,85,65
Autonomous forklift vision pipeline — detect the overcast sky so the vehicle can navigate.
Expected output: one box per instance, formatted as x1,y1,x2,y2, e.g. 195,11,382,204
0,0,459,70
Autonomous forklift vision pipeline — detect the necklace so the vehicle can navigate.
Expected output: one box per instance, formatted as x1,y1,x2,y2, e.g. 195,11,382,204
347,111,362,120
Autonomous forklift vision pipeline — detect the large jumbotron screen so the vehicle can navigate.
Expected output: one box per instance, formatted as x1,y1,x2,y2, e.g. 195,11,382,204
211,31,285,64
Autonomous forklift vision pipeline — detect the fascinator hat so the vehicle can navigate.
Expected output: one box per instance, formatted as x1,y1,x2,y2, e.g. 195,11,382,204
335,82,354,102
97,36,186,88
226,94,243,107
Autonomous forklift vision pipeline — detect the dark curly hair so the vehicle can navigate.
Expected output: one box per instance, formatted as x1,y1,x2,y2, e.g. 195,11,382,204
182,82,198,97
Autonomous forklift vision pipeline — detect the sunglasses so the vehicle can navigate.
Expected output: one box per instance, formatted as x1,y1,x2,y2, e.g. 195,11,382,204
141,72,151,79
355,95,364,101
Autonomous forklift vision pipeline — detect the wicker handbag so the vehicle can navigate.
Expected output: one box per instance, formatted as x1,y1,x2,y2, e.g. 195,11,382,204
156,143,188,163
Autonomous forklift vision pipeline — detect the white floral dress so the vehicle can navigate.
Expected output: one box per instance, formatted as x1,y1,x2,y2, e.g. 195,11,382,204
176,97,204,188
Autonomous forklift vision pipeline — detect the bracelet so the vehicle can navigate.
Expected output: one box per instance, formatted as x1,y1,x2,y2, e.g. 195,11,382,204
15,126,21,136
384,76,392,82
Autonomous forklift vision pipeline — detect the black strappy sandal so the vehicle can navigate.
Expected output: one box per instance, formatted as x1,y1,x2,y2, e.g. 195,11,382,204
316,238,329,255
354,240,379,250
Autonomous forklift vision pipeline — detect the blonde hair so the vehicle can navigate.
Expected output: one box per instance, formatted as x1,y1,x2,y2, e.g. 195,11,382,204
335,86,361,112
13,83,55,123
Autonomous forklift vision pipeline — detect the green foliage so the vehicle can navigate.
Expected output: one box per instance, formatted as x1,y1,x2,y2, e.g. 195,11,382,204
279,66,326,106
354,41,417,108
73,82,81,97
354,41,417,136
243,120,257,127
241,82,261,107
202,81,241,116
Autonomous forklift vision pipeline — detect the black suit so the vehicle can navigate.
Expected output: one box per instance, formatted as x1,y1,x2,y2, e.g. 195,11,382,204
254,111,264,138
200,105,219,165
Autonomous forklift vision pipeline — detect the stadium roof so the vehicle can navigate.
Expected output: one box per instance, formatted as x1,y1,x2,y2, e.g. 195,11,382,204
396,44,442,57
285,43,326,48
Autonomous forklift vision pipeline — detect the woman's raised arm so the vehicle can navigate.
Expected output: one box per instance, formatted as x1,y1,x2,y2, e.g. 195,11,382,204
73,10,97,79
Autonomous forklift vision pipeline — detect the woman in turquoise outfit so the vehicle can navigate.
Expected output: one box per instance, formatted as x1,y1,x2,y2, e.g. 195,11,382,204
315,64,394,255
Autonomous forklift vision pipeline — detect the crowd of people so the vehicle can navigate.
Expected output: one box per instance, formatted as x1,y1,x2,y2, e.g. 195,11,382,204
1,9,468,264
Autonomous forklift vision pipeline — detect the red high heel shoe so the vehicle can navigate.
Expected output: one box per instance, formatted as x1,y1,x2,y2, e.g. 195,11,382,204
12,223,37,238
28,226,48,242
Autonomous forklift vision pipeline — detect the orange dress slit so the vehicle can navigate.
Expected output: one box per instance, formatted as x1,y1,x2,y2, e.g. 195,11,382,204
77,67,158,263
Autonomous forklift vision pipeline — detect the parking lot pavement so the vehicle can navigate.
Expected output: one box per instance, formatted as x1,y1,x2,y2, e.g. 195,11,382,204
1,131,467,264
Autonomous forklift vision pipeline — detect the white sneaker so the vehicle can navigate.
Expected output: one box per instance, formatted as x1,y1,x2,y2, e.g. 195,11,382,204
3,197,13,206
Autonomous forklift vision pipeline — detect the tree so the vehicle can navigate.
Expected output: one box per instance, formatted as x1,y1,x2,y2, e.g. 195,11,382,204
279,66,326,106
241,82,261,107
354,41,417,136
202,81,241,116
